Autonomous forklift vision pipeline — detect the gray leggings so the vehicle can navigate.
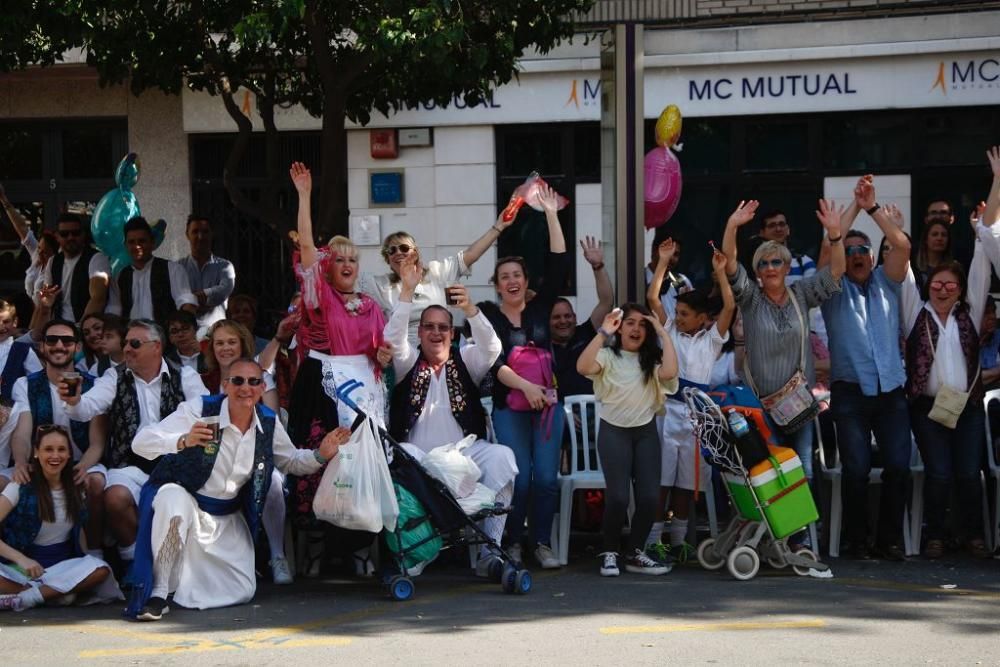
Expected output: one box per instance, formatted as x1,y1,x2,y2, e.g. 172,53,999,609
597,419,662,553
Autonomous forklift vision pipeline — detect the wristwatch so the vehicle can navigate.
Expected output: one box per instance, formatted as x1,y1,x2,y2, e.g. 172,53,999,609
178,435,188,451
866,203,881,216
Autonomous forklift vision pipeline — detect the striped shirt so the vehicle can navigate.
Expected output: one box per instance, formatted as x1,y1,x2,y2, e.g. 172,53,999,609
730,263,841,396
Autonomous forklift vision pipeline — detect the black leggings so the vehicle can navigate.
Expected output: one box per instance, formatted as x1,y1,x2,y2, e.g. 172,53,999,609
597,419,662,553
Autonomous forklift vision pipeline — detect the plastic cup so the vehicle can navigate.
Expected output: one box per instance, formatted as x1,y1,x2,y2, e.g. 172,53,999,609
62,372,81,394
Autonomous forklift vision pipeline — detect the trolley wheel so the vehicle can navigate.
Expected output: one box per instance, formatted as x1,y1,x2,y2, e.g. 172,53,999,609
765,547,788,569
487,556,506,583
388,575,414,601
792,548,819,577
697,538,726,571
726,546,760,581
501,563,520,594
513,569,532,595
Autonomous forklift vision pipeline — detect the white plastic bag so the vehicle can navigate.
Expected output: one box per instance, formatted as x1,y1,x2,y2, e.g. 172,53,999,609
421,435,481,498
313,417,399,532
457,483,497,514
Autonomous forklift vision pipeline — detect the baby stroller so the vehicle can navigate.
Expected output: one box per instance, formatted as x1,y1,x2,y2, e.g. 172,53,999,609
684,386,830,581
336,382,532,601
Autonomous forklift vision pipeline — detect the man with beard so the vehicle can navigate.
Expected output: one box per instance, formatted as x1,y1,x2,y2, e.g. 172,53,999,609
820,176,911,560
41,213,111,322
2,320,108,553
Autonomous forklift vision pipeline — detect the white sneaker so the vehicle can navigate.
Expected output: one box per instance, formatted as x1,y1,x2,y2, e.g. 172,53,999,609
534,544,561,569
270,556,293,585
407,552,438,577
624,548,671,575
0,594,23,612
507,543,523,564
599,552,620,577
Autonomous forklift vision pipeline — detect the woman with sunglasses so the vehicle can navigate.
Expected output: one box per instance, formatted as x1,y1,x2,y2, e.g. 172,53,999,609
899,146,1000,559
477,184,568,569
0,425,121,611
722,198,846,500
362,210,517,344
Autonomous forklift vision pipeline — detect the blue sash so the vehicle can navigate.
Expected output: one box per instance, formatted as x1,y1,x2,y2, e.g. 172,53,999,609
28,540,75,569
193,493,242,515
667,377,710,402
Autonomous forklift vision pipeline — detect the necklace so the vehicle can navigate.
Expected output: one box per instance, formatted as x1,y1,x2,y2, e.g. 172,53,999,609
340,292,363,315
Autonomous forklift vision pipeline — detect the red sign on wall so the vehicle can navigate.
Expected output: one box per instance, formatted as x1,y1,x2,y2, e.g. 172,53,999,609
370,129,399,159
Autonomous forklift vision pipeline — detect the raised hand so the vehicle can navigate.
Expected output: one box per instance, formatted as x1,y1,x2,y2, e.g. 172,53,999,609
537,184,560,215
37,284,60,309
711,248,727,273
289,161,312,194
854,174,876,210
884,203,905,229
727,200,759,228
275,311,301,345
600,307,623,335
398,257,421,293
580,235,604,268
816,199,845,234
657,238,677,267
988,146,1000,178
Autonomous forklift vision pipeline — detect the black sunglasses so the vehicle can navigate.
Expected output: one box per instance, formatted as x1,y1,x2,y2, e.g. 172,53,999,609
384,243,414,256
125,339,155,349
44,335,77,346
226,376,264,387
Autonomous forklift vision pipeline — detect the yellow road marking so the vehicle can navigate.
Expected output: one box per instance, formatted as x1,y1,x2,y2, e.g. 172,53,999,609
600,619,826,635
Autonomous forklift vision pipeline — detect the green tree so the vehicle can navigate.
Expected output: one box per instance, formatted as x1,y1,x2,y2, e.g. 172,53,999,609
78,0,593,239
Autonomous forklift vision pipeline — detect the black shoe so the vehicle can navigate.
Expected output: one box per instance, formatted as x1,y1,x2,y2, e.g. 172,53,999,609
844,542,872,560
875,543,906,561
137,596,169,622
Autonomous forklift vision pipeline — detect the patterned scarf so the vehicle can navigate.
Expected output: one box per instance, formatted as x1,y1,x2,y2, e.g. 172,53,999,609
107,361,186,472
905,306,982,402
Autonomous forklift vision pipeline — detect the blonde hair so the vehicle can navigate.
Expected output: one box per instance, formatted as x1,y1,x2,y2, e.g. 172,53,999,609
203,319,257,372
327,235,357,259
752,241,792,275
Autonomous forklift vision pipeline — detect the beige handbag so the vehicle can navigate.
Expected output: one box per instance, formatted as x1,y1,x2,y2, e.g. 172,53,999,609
744,288,819,434
924,318,979,429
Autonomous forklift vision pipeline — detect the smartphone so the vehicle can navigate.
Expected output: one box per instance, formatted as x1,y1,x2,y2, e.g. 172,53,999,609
544,388,558,404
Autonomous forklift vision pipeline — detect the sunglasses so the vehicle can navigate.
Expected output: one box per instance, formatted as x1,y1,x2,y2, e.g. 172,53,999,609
929,280,959,292
845,245,872,257
226,376,264,387
43,334,77,346
419,323,452,334
36,423,70,436
384,243,414,256
756,258,785,271
58,229,82,238
125,338,155,349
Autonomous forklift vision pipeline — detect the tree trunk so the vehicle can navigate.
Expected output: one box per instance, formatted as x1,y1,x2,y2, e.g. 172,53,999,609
316,98,350,243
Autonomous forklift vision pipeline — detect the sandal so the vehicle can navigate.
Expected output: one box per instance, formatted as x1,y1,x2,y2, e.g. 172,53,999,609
966,538,989,559
924,538,945,559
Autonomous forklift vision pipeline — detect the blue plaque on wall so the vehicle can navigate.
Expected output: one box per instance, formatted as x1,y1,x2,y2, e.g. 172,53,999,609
370,171,404,206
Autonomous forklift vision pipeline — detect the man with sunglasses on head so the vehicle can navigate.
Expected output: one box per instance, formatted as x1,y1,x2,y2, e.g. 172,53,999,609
819,175,912,561
41,213,111,322
1,319,108,555
385,261,517,575
126,358,344,620
59,319,207,575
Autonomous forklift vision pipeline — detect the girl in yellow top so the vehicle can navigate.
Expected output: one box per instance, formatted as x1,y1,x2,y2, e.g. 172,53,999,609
577,303,679,577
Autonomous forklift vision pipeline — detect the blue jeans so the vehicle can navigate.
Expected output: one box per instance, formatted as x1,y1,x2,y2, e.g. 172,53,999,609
784,418,816,481
492,405,565,547
911,396,985,541
830,383,911,547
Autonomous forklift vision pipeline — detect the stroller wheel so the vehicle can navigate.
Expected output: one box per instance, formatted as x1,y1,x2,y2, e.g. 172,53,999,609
501,564,519,594
791,548,819,577
514,569,532,595
726,546,760,581
487,556,506,583
388,575,415,601
697,538,726,571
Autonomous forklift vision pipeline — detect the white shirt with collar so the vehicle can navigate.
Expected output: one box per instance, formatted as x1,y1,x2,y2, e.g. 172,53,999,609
106,259,198,320
43,251,112,321
0,336,43,376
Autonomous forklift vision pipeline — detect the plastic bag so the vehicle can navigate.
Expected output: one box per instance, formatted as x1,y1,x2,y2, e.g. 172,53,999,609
456,483,496,514
421,435,481,499
385,483,443,569
313,417,399,532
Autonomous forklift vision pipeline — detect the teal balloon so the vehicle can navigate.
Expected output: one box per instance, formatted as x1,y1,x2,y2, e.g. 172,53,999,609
91,153,166,277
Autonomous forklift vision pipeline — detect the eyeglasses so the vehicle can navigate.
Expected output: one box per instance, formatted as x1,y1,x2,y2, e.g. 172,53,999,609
43,334,77,347
36,423,70,439
226,376,264,387
168,327,192,336
58,229,82,238
419,323,452,334
764,220,788,230
928,209,952,217
125,338,155,349
929,280,959,292
756,258,785,271
845,245,872,257
384,243,414,256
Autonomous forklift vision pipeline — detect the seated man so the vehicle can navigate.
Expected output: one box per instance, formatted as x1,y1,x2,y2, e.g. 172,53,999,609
127,358,346,620
386,263,517,573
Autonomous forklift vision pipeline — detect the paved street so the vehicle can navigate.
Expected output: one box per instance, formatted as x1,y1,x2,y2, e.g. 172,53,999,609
3,546,999,665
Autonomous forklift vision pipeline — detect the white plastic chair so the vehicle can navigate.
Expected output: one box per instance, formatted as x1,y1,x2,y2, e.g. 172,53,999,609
982,390,1000,551
816,418,916,557
554,395,605,566
480,396,496,443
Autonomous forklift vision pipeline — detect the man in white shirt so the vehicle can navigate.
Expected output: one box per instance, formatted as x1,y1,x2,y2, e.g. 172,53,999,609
0,299,43,405
180,215,235,329
42,213,111,322
62,319,207,570
127,358,344,620
385,262,518,572
107,217,198,324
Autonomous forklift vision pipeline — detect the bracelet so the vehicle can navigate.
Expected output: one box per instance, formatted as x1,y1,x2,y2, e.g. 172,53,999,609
828,235,842,244
598,327,613,338
591,262,605,271
491,225,503,234
178,435,187,451
866,203,881,216
313,449,328,465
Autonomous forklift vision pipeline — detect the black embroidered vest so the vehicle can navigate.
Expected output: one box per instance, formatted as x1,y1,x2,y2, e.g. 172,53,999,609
107,361,185,473
905,306,983,403
389,350,487,443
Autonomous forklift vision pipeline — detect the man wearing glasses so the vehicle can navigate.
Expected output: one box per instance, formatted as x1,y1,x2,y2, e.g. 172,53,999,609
384,262,517,576
2,319,108,555
127,358,344,620
820,176,912,561
41,213,111,322
60,319,207,575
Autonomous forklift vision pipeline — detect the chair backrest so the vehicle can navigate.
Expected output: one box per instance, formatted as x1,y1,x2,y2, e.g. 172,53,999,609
816,417,839,473
983,389,1000,471
481,396,496,443
563,394,601,474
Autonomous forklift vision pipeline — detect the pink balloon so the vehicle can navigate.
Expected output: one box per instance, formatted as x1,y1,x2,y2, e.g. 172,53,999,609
643,146,683,229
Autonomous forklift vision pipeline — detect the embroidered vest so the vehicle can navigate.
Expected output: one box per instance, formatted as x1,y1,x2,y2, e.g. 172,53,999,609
389,350,487,443
0,341,31,403
1,483,84,558
118,256,173,323
107,361,185,473
52,247,96,322
27,371,95,455
905,306,983,403
146,394,276,540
